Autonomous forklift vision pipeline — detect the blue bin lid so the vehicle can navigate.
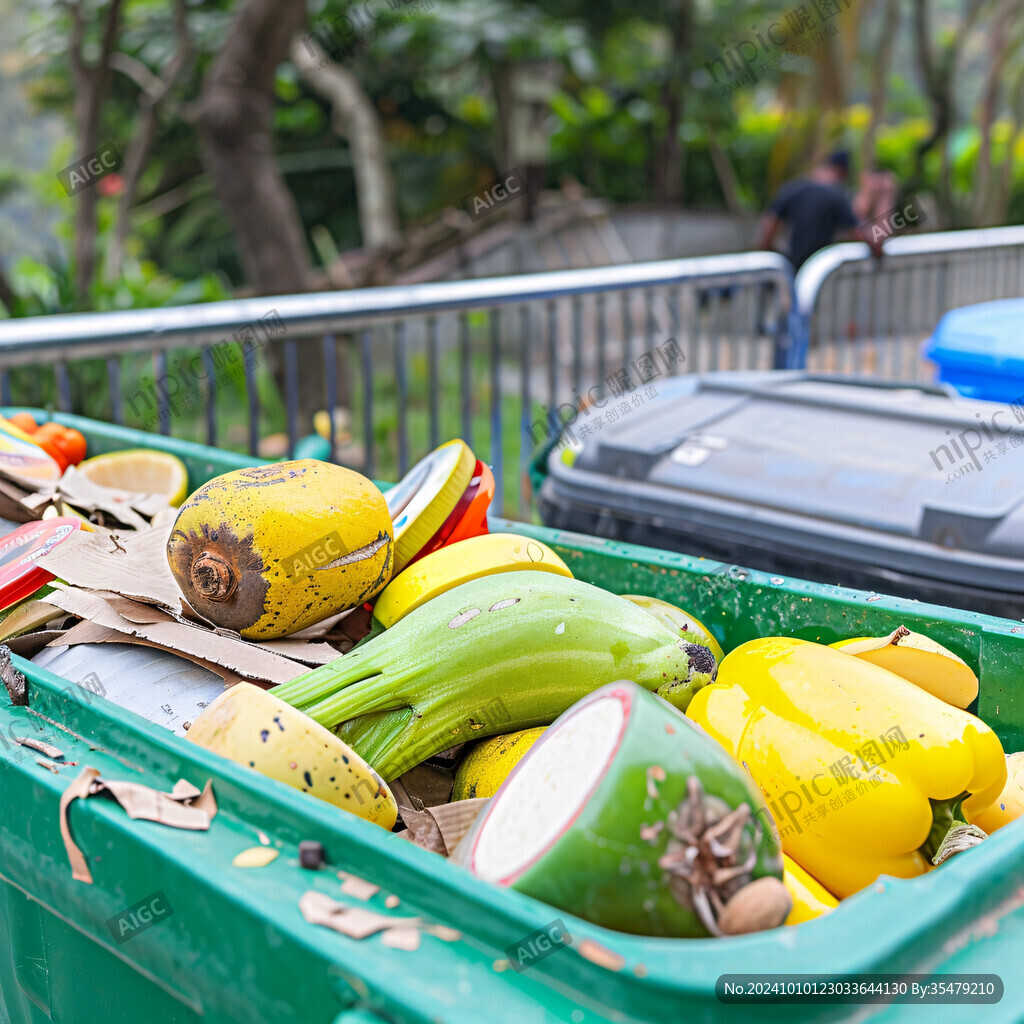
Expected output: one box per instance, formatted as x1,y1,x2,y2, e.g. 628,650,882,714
924,298,1024,371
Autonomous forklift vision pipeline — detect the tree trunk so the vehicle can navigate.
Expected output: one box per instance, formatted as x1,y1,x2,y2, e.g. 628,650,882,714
972,0,1022,225
651,0,692,203
910,0,988,226
290,37,400,250
105,0,192,281
860,0,899,173
708,131,743,217
195,0,318,435
68,0,125,300
195,0,312,295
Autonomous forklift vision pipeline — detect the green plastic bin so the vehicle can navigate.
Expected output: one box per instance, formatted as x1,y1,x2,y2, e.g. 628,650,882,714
2,412,1024,1024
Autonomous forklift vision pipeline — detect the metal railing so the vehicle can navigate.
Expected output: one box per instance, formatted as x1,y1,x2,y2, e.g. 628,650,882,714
0,253,794,518
4,224,1023,517
792,226,1024,378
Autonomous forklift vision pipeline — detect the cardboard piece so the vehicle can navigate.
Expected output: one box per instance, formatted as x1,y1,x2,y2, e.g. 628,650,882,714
54,466,163,531
59,766,100,883
44,586,310,685
36,525,182,609
6,629,69,658
60,766,217,884
0,477,42,524
49,619,251,690
18,737,64,759
398,798,489,857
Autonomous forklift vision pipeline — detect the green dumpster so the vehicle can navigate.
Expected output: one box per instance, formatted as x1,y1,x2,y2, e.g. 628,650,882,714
1,411,1023,1024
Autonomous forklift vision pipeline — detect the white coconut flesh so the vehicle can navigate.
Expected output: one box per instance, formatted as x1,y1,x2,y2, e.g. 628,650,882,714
471,692,627,884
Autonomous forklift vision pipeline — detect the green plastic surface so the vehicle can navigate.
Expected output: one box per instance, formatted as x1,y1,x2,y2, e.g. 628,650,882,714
2,411,1024,1023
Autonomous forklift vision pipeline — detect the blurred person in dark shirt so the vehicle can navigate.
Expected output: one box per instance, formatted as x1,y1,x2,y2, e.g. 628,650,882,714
757,151,883,271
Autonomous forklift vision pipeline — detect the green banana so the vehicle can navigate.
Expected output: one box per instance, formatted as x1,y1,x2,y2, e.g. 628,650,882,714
272,571,716,780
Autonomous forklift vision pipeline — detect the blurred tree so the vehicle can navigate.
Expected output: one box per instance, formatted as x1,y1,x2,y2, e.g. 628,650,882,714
195,0,312,294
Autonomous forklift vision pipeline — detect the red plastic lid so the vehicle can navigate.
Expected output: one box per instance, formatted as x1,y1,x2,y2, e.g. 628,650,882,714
0,517,83,610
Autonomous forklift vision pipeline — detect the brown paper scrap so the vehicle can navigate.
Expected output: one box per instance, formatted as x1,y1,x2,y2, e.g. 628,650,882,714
59,766,217,884
298,890,422,939
55,466,163,530
337,871,380,901
381,928,421,951
169,779,202,802
399,798,489,857
18,737,64,759
577,939,626,972
60,766,101,884
51,620,251,690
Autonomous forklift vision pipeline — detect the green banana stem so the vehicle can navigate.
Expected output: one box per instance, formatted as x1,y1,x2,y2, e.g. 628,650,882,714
271,572,712,780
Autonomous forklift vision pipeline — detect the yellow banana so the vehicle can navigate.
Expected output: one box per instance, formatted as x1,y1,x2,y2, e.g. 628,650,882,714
372,532,572,628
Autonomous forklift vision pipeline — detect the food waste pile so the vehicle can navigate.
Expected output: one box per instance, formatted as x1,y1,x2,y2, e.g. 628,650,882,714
0,417,1020,942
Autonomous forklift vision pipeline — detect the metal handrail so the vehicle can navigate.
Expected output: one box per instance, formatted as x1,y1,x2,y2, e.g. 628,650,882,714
0,251,794,518
788,225,1024,376
794,226,1024,315
0,252,793,361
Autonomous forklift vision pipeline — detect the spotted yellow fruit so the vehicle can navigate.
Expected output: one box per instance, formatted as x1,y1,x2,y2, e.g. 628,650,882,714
452,727,546,800
187,683,397,828
167,460,393,639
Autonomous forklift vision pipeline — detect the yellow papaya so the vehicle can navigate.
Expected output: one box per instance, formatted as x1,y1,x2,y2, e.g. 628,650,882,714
167,460,393,639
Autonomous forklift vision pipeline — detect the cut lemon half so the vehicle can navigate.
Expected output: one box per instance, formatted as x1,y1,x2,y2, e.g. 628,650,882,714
77,449,190,506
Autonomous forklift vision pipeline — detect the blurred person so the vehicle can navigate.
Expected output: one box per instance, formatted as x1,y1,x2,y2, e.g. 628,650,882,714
757,151,882,271
853,167,898,224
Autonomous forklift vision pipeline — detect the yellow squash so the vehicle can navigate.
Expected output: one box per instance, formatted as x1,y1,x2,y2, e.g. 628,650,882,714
452,727,546,800
783,855,838,925
830,625,978,709
687,637,1006,898
967,752,1024,834
167,460,393,639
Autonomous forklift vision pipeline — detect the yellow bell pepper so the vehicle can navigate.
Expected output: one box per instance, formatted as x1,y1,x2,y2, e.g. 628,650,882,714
967,752,1024,834
687,637,1006,899
783,855,838,925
